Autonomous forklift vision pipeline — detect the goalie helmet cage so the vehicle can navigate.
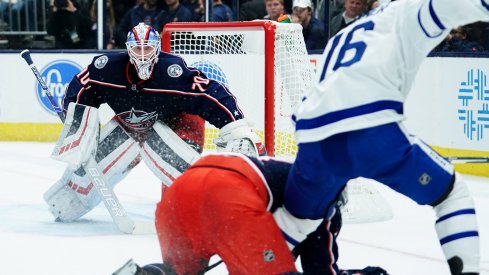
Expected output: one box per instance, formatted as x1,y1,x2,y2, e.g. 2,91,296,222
161,21,313,157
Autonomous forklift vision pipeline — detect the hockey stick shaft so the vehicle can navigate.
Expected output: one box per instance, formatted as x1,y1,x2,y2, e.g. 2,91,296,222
448,156,489,164
20,50,66,122
20,50,152,234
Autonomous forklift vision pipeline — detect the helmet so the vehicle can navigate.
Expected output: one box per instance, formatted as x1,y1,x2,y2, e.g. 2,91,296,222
126,23,161,80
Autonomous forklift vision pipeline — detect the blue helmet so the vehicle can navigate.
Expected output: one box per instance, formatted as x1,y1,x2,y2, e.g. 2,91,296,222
126,23,161,80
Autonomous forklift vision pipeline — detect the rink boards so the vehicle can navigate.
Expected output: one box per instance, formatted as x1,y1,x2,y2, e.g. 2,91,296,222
0,51,488,176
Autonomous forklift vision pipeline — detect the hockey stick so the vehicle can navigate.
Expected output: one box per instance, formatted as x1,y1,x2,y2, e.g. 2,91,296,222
20,49,155,235
448,156,489,164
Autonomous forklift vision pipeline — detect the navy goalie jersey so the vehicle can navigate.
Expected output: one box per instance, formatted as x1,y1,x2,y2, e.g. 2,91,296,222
62,52,244,132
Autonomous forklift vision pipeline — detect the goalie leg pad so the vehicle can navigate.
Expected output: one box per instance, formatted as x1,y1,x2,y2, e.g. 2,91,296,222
44,168,90,222
44,119,141,222
141,121,200,186
433,173,480,274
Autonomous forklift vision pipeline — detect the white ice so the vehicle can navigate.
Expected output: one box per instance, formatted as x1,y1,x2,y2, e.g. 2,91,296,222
0,141,488,275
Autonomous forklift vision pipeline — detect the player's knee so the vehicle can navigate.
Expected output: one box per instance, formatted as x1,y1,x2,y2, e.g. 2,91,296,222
433,173,474,216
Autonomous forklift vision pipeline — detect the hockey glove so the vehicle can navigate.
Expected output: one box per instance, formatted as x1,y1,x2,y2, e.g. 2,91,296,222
214,119,266,157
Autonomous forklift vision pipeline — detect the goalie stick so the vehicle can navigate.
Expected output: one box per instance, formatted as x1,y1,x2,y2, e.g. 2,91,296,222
20,49,154,235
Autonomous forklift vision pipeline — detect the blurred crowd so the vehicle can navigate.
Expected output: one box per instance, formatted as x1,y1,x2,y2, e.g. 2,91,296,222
0,0,487,52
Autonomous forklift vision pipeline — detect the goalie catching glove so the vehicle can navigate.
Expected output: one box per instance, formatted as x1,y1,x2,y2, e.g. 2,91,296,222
214,119,266,157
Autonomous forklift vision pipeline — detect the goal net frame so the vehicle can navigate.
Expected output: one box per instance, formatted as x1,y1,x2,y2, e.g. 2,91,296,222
161,21,312,157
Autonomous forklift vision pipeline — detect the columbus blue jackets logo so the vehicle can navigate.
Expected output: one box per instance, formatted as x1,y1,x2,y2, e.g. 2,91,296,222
167,64,183,78
94,55,108,69
35,60,82,115
117,108,158,131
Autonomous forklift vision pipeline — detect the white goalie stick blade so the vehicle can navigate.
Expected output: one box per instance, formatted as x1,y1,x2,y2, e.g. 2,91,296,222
132,221,156,235
82,157,134,233
340,178,394,224
83,157,155,235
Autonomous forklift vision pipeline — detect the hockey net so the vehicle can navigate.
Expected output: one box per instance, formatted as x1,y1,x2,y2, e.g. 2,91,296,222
162,21,312,157
161,21,393,223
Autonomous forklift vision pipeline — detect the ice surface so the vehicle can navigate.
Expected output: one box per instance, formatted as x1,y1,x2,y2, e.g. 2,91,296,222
0,142,487,275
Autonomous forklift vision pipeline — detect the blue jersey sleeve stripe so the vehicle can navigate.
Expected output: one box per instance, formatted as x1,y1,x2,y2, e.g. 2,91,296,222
481,0,489,12
439,231,479,245
295,100,403,131
428,0,446,31
436,208,476,224
417,0,445,38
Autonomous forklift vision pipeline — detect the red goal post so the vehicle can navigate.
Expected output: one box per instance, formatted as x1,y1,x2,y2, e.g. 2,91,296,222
161,21,314,157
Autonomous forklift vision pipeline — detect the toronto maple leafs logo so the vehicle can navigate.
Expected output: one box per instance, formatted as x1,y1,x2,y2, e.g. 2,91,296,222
116,108,158,132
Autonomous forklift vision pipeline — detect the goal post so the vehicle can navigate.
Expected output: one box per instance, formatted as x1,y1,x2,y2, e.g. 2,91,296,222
161,21,313,157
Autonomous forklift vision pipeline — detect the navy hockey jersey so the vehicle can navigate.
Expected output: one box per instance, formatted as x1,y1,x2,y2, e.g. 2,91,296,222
63,52,244,131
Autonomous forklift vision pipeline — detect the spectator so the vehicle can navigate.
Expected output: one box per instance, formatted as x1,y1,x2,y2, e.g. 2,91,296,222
47,0,93,49
113,0,140,26
239,0,266,21
465,21,489,51
316,0,343,23
212,0,233,21
329,0,365,37
181,0,203,21
114,0,162,47
88,0,116,49
440,26,485,52
0,0,36,31
263,0,286,22
153,0,192,32
366,0,379,11
291,0,326,51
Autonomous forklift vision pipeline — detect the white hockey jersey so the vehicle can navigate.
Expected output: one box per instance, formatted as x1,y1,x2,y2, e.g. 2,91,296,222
294,0,489,143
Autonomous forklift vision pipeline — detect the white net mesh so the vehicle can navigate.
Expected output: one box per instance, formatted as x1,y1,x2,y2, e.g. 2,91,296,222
165,21,313,157
272,24,313,156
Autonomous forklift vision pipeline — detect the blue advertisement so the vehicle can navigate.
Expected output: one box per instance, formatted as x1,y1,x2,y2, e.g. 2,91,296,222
36,60,82,115
457,68,489,141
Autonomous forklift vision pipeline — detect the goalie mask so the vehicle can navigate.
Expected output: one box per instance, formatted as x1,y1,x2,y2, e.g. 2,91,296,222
126,23,161,80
